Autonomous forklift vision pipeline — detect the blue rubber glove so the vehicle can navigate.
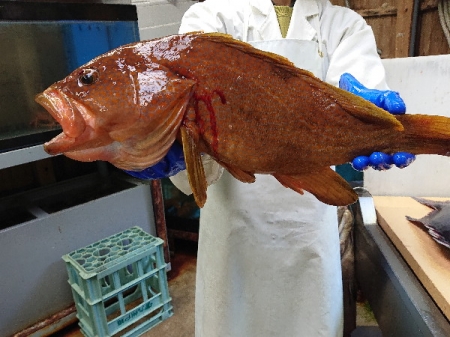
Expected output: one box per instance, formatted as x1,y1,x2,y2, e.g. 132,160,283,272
124,141,186,179
339,73,416,171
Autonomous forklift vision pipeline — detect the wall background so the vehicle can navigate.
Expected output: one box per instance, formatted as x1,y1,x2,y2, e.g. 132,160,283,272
130,0,450,56
131,0,194,40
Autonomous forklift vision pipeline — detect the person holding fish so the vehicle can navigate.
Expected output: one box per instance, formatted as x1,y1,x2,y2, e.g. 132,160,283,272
166,1,414,336
33,0,417,336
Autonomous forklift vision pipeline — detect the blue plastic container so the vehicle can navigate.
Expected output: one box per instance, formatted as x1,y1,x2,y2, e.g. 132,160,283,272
63,227,173,337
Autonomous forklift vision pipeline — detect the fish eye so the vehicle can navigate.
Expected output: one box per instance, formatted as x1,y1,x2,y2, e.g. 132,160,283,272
78,69,99,86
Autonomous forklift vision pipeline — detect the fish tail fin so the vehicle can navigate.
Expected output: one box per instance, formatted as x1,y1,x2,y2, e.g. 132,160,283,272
393,114,450,155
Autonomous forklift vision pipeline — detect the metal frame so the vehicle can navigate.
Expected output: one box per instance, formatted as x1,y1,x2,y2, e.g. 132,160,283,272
0,173,157,337
352,188,450,336
0,145,52,170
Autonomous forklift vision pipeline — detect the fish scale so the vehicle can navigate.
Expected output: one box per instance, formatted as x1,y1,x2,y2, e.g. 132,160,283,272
35,32,450,207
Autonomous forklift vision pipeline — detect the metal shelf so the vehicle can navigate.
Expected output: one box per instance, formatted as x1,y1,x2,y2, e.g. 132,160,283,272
0,144,53,170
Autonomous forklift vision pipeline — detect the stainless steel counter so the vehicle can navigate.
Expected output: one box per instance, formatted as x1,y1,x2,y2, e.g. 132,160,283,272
352,188,450,336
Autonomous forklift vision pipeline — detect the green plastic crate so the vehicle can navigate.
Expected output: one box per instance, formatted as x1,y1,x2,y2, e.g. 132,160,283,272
63,227,173,337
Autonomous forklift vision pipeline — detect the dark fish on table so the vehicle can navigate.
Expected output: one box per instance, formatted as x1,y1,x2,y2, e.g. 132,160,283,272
406,198,450,249
35,32,450,207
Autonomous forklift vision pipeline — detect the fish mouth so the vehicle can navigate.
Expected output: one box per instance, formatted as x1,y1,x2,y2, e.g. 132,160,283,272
35,88,87,155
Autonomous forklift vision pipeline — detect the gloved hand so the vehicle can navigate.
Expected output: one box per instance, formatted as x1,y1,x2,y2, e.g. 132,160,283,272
124,141,186,179
339,73,416,171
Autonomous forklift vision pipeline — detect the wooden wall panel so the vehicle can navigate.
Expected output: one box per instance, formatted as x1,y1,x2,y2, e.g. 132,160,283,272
416,4,450,55
365,16,397,59
332,0,346,7
395,0,416,57
331,0,450,58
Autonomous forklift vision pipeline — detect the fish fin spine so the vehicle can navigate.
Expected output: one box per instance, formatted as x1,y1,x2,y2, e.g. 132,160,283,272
220,162,256,183
274,168,358,206
180,126,207,207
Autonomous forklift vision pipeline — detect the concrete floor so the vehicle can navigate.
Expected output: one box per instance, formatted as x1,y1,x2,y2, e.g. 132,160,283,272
54,241,381,337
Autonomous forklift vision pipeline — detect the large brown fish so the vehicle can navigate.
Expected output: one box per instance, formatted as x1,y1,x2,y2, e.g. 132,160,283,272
35,32,450,207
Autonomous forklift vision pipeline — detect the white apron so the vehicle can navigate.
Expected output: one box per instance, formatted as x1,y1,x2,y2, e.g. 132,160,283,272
195,38,344,337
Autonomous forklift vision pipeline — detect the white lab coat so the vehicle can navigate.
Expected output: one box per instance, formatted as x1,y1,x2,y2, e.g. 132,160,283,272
173,1,389,336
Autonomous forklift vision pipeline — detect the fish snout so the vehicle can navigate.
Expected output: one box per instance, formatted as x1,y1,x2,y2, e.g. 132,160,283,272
35,88,86,139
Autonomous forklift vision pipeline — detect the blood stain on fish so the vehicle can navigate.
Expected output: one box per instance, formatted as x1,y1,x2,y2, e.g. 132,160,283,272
194,89,226,156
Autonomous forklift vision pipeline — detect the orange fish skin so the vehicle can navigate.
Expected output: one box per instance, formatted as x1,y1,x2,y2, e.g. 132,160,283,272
36,32,450,206
36,38,196,171
153,33,446,175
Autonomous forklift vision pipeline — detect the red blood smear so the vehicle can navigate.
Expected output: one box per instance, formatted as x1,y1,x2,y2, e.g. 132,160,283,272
193,90,226,155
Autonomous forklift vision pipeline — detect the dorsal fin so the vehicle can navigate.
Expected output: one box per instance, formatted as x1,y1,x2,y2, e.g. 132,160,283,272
194,32,311,76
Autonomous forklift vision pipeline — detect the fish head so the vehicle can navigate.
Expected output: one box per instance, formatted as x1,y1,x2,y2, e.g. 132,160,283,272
35,45,196,170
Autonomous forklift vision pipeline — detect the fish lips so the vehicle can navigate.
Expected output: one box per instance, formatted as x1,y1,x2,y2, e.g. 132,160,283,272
35,88,88,155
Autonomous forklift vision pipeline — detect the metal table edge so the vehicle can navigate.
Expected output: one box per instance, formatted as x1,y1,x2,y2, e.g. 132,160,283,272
351,187,450,337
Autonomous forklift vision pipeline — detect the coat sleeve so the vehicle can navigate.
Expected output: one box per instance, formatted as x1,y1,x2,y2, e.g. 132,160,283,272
169,155,224,196
321,5,389,90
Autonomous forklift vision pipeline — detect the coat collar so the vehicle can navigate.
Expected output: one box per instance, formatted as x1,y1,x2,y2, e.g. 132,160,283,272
249,0,321,17
248,0,322,41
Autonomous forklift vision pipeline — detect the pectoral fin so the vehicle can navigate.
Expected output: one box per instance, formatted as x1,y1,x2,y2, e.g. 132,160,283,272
273,168,358,206
180,126,207,207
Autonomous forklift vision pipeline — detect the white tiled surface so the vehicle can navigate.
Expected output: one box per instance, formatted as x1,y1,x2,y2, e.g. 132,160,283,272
131,0,194,40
